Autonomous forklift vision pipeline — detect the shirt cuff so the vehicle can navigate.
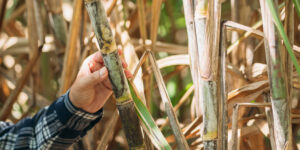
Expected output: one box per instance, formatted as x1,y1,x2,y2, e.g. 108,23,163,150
54,91,103,131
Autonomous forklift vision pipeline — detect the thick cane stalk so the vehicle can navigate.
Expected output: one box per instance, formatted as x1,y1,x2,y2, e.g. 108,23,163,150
194,0,221,149
259,0,290,149
183,0,221,149
84,0,144,149
193,0,211,129
114,0,153,148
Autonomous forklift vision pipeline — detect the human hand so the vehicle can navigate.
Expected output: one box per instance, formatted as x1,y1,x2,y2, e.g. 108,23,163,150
69,50,132,113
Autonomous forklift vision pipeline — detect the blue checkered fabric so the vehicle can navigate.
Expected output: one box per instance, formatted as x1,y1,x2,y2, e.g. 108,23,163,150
0,91,103,150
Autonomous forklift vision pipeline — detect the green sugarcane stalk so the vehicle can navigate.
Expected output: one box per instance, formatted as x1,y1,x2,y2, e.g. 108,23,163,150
84,0,144,149
194,1,218,149
194,0,221,149
259,0,290,149
183,0,221,149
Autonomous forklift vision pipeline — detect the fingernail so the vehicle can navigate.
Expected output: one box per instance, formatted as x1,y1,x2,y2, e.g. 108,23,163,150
100,67,107,76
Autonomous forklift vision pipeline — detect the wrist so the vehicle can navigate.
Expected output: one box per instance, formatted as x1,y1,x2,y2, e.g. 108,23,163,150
69,87,80,108
55,91,103,132
67,90,100,114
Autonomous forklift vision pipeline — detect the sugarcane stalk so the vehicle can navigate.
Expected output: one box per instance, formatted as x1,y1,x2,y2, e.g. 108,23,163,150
194,0,221,149
59,0,83,95
33,0,44,45
84,0,144,149
283,0,294,148
193,0,211,128
46,0,67,47
114,0,152,148
183,0,221,149
219,21,228,150
150,0,162,50
136,0,147,45
182,0,201,119
259,0,290,149
263,93,276,150
136,0,151,111
0,0,7,32
230,0,239,65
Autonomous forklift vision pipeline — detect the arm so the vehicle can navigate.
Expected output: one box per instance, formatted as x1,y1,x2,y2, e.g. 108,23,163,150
0,91,102,149
0,50,131,150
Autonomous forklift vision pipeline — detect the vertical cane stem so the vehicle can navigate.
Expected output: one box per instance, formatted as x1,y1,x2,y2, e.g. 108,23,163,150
84,0,144,149
259,0,290,149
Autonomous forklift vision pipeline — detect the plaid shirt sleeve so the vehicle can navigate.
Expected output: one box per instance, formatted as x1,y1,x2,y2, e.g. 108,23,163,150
0,91,103,150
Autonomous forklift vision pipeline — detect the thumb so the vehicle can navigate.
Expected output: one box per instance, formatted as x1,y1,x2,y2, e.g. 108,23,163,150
85,67,108,85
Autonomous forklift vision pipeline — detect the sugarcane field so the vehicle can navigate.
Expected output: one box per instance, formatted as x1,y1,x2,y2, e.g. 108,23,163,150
1,0,300,149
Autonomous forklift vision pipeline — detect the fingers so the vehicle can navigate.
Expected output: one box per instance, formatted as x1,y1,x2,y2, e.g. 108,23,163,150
89,48,122,64
124,69,133,78
88,50,127,72
122,59,128,68
118,47,123,55
84,50,130,83
119,56,132,78
89,56,127,73
89,61,103,73
92,51,104,64
117,48,127,68
85,67,108,85
102,78,112,90
118,49,132,79
100,69,132,91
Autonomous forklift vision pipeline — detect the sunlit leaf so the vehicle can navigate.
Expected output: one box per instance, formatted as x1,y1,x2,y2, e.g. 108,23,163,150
128,81,172,150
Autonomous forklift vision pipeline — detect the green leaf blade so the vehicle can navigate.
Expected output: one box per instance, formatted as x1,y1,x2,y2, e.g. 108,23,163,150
128,81,172,150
